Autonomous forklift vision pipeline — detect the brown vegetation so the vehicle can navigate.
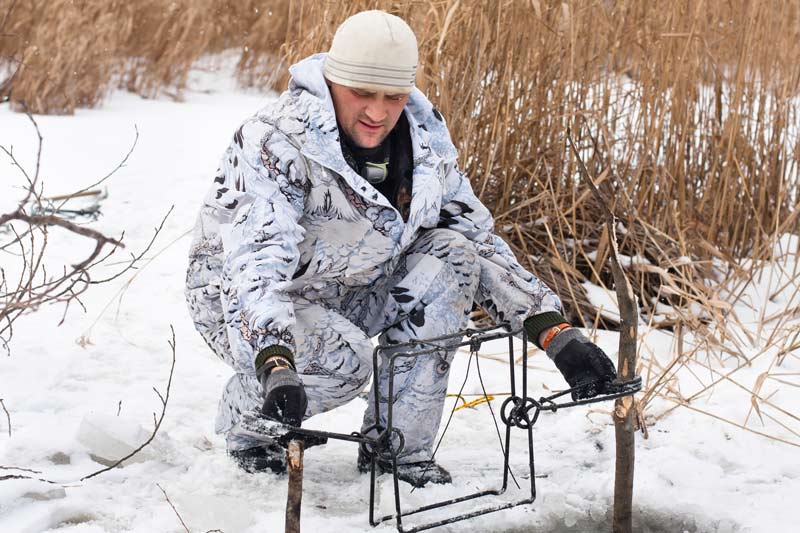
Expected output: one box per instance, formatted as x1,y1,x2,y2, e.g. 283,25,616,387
2,1,799,441
3,1,798,323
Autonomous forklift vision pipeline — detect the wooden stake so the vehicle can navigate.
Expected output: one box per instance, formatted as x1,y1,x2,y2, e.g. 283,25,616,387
568,131,638,533
285,440,304,533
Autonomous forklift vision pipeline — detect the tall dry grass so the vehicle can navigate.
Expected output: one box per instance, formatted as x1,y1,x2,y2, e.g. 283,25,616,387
3,0,800,441
0,0,273,111
271,1,800,330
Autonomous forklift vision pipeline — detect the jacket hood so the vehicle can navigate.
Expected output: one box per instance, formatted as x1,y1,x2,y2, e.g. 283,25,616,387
288,53,334,104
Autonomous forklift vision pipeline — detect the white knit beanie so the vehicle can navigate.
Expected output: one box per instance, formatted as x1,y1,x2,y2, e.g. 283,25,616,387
324,10,418,94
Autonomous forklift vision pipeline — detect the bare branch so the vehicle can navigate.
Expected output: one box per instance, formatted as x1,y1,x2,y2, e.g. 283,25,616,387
89,206,173,285
0,474,59,483
0,108,43,210
0,398,10,436
153,387,166,407
79,220,184,344
0,212,122,248
157,483,191,533
1,327,177,485
80,326,176,481
55,126,139,211
0,112,157,353
0,465,41,474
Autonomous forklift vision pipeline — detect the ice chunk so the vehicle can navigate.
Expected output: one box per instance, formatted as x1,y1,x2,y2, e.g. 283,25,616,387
76,412,154,466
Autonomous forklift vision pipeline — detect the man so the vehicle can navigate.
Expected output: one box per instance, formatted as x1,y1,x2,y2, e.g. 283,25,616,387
185,10,617,488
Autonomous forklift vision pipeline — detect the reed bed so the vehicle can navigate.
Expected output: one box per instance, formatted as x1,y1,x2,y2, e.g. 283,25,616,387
3,0,800,442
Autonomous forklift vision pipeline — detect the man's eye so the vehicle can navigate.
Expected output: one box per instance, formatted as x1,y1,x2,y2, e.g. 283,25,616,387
387,94,405,101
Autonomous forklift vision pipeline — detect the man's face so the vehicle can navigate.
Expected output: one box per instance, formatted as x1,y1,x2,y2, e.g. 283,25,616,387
328,82,410,149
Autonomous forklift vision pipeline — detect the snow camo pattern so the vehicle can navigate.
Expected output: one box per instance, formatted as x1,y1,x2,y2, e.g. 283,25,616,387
185,54,562,459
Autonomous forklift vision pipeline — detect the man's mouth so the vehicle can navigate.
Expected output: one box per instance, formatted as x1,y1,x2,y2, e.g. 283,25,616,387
358,120,383,131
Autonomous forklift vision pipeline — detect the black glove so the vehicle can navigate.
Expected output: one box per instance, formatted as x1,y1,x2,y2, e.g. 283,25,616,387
545,329,618,400
257,355,307,427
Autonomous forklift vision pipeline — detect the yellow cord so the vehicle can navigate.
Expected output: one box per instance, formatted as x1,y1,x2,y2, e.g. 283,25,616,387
446,393,510,411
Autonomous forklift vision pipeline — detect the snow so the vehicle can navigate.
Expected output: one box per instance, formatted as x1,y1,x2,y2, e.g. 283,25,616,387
2,58,799,533
581,281,622,323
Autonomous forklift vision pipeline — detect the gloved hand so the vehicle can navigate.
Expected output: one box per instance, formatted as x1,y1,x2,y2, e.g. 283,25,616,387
545,328,618,400
257,354,307,427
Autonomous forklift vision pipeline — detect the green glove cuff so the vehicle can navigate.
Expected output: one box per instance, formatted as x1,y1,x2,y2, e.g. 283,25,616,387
255,345,295,376
523,311,569,349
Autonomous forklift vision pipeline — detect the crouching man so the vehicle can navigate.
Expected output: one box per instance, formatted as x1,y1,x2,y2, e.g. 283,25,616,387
185,10,617,488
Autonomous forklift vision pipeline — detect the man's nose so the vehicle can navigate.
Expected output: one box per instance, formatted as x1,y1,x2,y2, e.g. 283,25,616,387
364,100,388,123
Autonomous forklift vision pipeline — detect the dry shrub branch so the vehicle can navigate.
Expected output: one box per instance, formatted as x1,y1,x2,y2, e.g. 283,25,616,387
1,111,119,351
1,326,178,484
0,112,168,353
80,325,177,481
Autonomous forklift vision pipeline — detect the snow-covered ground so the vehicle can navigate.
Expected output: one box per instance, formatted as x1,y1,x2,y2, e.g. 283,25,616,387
1,58,798,533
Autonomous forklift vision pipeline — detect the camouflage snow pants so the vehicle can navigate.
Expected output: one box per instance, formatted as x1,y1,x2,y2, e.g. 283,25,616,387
218,228,479,462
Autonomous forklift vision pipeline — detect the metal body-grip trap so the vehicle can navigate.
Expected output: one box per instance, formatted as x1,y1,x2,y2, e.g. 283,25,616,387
235,325,641,532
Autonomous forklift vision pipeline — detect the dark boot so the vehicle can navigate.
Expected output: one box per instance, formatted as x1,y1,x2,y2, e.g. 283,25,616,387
229,442,287,475
357,448,452,488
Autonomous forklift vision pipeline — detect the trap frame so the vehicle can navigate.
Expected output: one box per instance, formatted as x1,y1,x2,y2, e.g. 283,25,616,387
236,324,641,532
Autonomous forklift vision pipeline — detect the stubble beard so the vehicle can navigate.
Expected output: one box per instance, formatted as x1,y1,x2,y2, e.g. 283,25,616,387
350,124,388,149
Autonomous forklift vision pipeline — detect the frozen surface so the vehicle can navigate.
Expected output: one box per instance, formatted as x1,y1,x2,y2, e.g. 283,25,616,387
1,58,798,532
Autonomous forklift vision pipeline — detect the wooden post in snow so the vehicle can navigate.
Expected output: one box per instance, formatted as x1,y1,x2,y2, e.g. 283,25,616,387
567,132,638,533
285,440,304,533
607,218,638,533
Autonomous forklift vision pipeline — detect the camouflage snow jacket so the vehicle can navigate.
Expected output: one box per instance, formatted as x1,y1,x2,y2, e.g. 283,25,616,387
185,54,562,375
